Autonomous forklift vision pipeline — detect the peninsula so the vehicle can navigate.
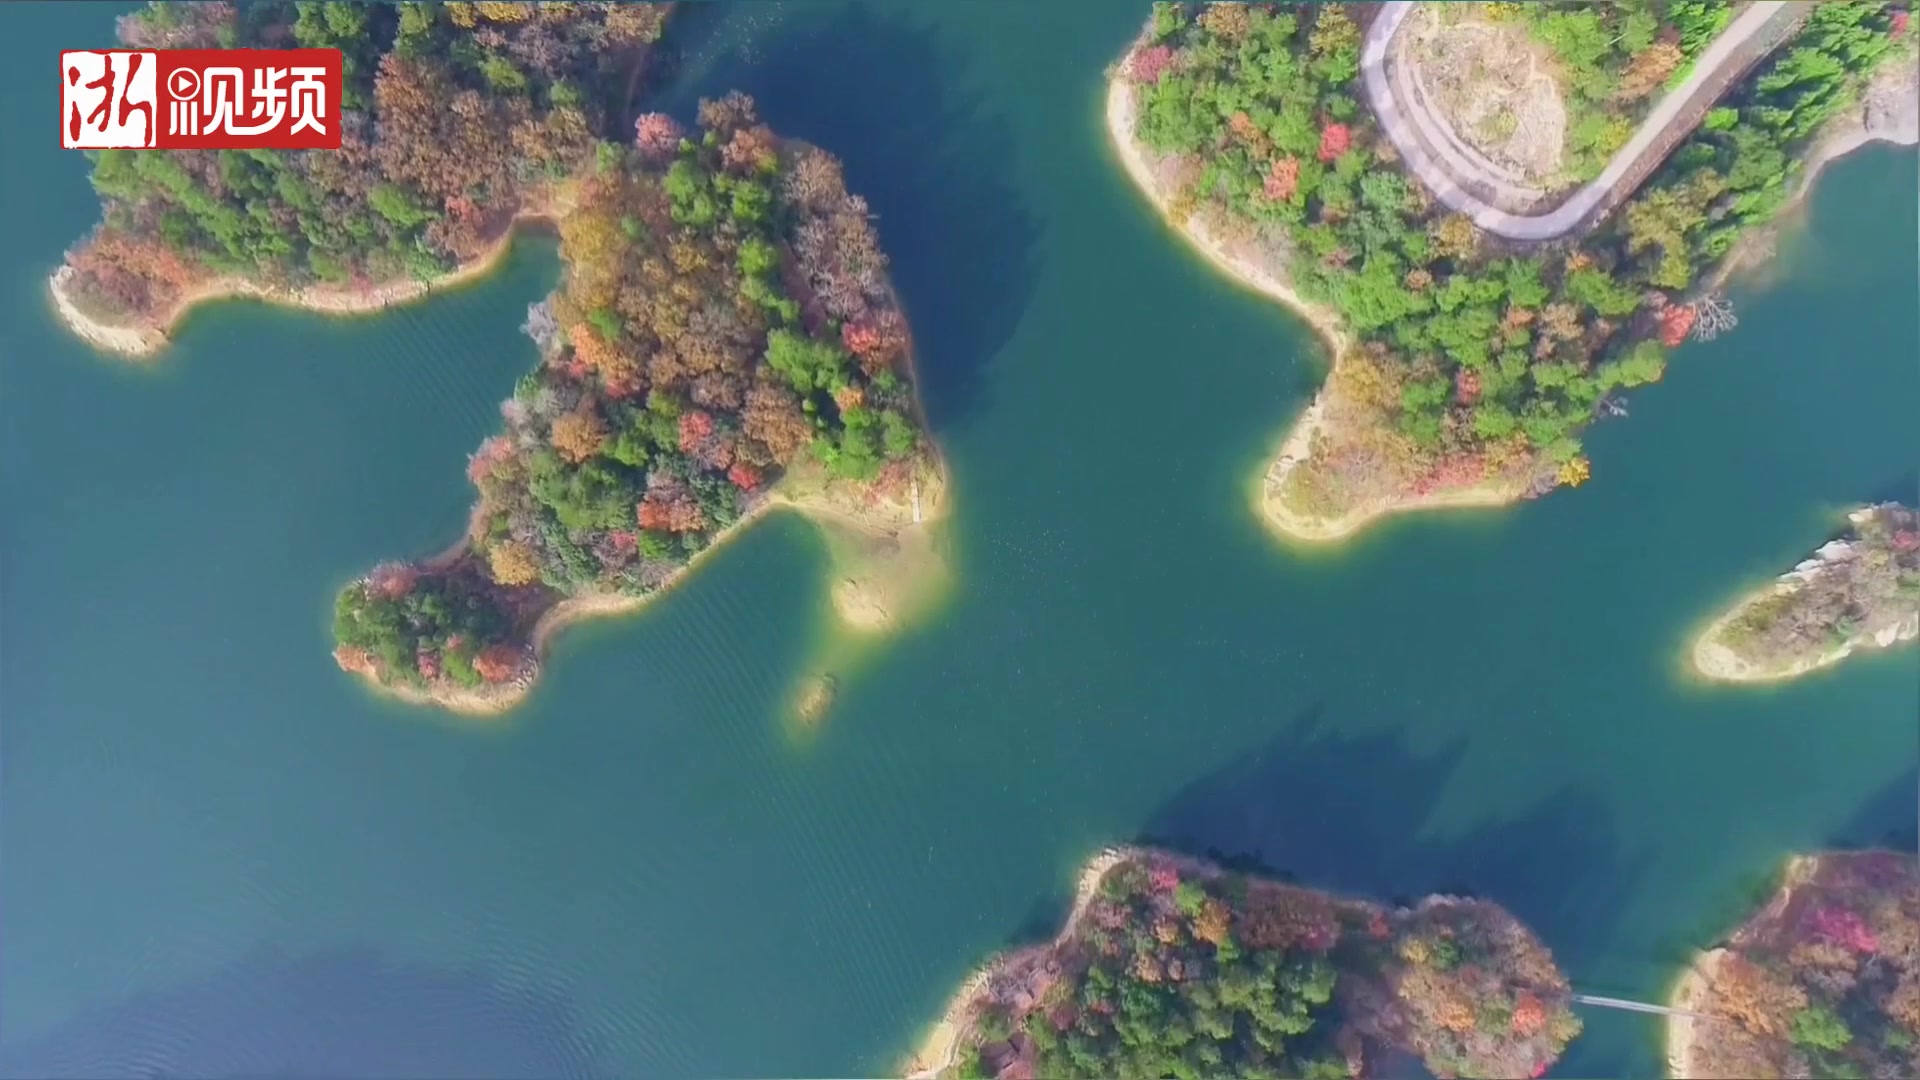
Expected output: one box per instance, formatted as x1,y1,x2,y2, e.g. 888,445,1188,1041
1107,2,1917,543
1693,504,1920,683
905,847,1581,1080
53,2,948,717
1668,850,1919,1079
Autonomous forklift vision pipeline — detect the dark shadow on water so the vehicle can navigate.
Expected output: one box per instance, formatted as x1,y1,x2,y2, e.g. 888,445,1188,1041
1136,704,1653,1078
1866,471,1920,510
0,947,606,1080
1001,884,1076,954
651,2,1040,436
1829,765,1919,855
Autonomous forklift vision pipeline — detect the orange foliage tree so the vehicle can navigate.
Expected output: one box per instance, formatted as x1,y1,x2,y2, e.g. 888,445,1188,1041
550,408,608,464
473,644,523,684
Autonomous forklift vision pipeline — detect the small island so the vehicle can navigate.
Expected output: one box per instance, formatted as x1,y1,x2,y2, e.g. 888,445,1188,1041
53,3,948,717
1107,2,1916,543
1669,850,1920,1079
1693,504,1920,683
327,98,946,715
905,847,1581,1080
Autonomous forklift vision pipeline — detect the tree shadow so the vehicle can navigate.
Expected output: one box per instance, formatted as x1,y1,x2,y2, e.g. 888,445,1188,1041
650,1,1041,437
0,946,606,1080
1137,704,1653,1077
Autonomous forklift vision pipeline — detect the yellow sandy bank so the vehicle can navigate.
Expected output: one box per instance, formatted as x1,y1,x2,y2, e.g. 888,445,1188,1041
1104,60,1520,545
1692,586,1919,684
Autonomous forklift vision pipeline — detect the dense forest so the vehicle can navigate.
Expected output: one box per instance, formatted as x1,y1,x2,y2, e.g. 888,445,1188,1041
1685,852,1920,1079
1124,1,1909,522
944,853,1579,1080
1711,504,1920,672
333,96,929,699
63,0,667,321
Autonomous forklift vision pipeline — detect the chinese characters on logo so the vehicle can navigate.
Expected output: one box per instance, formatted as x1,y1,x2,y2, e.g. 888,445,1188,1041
62,49,342,150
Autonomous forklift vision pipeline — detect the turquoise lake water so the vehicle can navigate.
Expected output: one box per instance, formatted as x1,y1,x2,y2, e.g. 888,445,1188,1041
2,3,1915,1077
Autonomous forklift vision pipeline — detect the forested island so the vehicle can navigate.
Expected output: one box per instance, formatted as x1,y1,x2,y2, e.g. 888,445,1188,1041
1693,504,1920,683
906,848,1581,1080
1108,2,1916,542
1670,851,1920,1079
54,2,946,715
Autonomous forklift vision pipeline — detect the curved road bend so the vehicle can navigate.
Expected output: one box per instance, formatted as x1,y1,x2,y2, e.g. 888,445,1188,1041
1363,1,1804,241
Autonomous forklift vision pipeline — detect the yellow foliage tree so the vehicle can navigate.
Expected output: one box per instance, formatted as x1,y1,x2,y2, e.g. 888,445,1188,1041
1557,456,1592,488
1194,898,1234,946
488,541,542,587
1430,214,1479,260
474,1,533,22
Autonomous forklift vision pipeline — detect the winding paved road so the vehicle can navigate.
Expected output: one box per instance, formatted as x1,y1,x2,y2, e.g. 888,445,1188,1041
1363,1,1806,240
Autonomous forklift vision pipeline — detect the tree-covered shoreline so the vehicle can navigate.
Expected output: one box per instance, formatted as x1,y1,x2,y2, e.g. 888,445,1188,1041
63,1,670,325
1116,1,1910,535
923,849,1580,1080
1675,851,1920,1080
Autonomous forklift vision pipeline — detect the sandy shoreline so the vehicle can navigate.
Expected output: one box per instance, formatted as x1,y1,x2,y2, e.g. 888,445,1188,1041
901,846,1138,1078
1665,947,1726,1080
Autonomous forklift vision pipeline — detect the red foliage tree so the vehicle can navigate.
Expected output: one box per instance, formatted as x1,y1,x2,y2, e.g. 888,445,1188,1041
1130,44,1175,84
1408,453,1487,496
1810,904,1879,954
1317,122,1352,163
1454,367,1482,404
1511,992,1547,1036
728,461,763,491
366,562,419,600
633,111,683,157
637,498,672,532
473,644,523,684
416,647,443,682
841,310,908,373
841,319,881,358
467,435,516,485
1149,863,1181,893
1657,301,1697,347
637,492,706,534
1893,10,1910,37
677,409,716,452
